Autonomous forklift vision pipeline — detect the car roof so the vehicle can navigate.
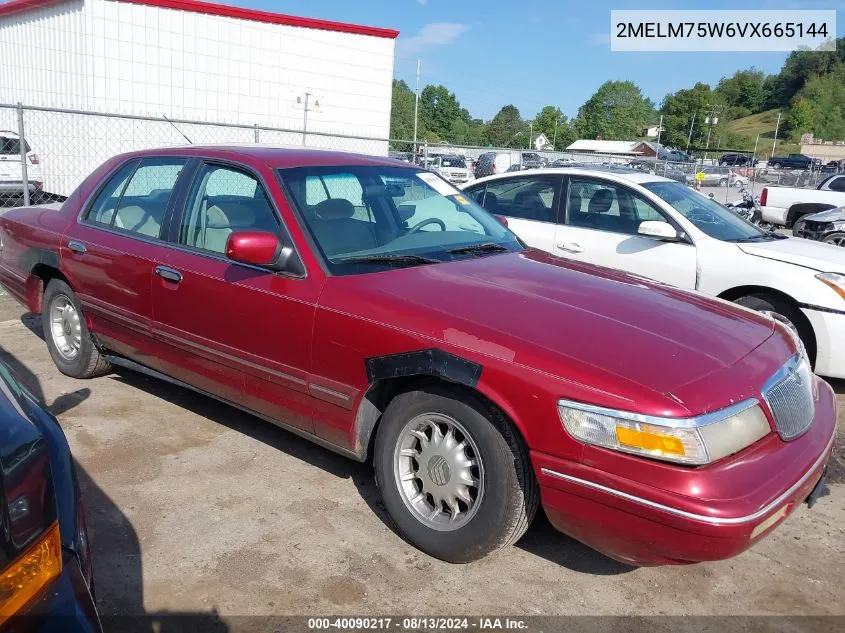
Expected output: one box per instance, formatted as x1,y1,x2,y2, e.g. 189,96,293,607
468,166,675,187
114,144,410,169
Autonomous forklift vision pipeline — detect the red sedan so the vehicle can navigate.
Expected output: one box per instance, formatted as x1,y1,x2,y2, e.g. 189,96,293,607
0,146,835,565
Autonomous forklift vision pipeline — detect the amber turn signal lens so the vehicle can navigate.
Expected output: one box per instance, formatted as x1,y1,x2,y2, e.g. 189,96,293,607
616,427,686,455
0,522,62,625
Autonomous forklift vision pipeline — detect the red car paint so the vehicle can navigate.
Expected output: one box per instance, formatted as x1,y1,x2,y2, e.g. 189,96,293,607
0,146,835,565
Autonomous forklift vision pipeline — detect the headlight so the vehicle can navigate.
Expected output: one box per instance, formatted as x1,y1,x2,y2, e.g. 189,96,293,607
557,399,771,465
816,272,845,301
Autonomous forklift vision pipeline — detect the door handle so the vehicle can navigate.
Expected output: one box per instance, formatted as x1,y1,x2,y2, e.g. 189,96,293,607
155,265,182,284
557,242,583,253
67,240,87,254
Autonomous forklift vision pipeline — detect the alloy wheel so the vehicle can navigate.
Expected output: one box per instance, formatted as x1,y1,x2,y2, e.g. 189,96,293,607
824,235,845,247
49,294,82,361
393,412,484,531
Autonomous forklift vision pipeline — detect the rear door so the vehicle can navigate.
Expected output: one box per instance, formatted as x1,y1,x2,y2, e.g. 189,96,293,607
151,160,318,432
474,174,562,252
553,175,697,289
61,157,187,366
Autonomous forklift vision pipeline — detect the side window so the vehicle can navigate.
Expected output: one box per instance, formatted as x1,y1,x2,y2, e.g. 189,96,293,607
828,177,845,192
85,161,138,225
565,179,646,235
111,158,185,238
179,164,279,255
480,176,558,222
464,185,486,204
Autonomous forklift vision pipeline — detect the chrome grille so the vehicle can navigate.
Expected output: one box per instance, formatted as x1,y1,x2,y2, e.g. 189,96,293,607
762,355,815,440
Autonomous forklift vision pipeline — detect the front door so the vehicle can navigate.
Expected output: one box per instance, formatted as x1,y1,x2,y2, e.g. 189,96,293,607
554,176,697,289
151,160,318,432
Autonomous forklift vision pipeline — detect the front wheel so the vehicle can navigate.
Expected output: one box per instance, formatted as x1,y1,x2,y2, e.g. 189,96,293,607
42,279,111,378
374,385,538,563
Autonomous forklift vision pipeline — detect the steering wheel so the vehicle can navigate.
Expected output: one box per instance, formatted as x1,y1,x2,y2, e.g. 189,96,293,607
687,206,721,225
408,218,447,233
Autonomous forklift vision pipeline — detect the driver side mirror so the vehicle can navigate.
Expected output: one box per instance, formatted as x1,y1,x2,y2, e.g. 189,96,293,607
637,220,679,242
226,231,305,275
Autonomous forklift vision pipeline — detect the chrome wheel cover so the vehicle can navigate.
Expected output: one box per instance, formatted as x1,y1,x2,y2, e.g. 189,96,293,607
49,294,82,361
393,413,484,531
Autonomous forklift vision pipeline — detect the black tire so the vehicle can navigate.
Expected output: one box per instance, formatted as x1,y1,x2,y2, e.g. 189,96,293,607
42,279,111,378
822,232,845,248
719,178,728,187
374,385,538,563
734,294,816,365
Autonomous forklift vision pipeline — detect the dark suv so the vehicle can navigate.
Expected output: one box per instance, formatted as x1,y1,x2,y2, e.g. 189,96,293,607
719,153,757,167
520,152,547,169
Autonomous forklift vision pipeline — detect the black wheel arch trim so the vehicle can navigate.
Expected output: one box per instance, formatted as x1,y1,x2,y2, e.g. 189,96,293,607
365,348,483,387
799,302,845,316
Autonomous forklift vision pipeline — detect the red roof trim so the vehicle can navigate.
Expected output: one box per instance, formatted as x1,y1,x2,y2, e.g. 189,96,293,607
0,0,400,39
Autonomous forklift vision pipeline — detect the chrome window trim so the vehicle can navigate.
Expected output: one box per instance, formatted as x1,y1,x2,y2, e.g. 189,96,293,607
540,426,833,526
557,397,760,430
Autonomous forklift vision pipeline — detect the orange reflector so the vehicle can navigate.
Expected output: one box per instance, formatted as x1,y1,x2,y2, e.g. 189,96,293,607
0,521,62,625
616,427,686,455
818,277,845,301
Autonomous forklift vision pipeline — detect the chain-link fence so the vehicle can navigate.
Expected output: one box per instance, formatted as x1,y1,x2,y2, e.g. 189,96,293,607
2,102,842,210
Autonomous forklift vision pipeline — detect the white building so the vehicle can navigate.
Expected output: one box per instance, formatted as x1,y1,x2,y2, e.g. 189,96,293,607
0,0,398,194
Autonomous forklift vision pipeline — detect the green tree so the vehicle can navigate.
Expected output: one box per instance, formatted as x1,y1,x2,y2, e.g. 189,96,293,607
574,81,655,140
532,106,575,149
486,105,523,147
785,67,845,140
660,83,726,150
389,79,417,141
715,68,765,114
419,85,467,140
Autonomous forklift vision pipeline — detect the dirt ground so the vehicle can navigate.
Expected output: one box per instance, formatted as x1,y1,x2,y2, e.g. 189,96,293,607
0,296,842,625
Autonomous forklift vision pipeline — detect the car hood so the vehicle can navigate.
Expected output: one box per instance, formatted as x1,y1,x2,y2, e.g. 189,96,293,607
739,236,845,272
804,207,845,223
331,251,775,408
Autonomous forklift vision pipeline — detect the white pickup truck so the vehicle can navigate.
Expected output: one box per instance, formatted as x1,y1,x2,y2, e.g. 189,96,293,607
760,173,845,227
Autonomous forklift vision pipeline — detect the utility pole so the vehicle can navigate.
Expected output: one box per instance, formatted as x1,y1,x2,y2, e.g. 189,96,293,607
553,114,560,149
302,92,311,146
528,121,533,150
686,111,696,151
771,110,782,159
655,114,663,158
413,59,421,156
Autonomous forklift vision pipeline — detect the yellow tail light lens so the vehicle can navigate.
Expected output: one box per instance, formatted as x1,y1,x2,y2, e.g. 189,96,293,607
0,521,62,625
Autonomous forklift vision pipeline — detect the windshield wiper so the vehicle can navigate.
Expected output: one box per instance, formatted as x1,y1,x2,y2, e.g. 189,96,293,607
334,254,440,267
447,242,510,256
729,233,788,243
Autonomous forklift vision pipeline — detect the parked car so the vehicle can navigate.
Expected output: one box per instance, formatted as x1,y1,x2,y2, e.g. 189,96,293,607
768,154,821,170
520,152,547,170
474,151,512,178
0,361,100,630
432,154,474,185
0,130,44,203
759,174,845,227
719,153,757,167
548,158,576,168
388,151,413,163
793,207,845,247
0,147,836,566
658,148,694,163
463,167,845,380
684,166,748,187
820,160,844,174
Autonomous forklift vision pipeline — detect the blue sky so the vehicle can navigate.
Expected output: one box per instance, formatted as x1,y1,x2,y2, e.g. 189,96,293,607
233,0,844,121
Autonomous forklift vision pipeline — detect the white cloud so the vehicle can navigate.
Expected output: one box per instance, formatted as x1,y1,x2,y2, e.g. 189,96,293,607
396,22,470,56
415,0,429,5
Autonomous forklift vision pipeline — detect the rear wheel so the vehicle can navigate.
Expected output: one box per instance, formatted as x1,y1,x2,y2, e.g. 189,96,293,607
42,280,111,378
734,294,815,365
374,385,538,563
823,232,845,247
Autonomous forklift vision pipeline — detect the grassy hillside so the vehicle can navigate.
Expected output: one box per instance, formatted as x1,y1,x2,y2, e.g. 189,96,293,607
727,109,799,157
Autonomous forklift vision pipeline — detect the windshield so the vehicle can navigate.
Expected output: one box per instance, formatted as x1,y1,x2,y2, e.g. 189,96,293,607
280,165,522,274
439,157,466,168
642,181,769,241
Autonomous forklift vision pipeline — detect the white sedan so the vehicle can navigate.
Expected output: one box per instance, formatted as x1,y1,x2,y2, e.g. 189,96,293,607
461,167,845,379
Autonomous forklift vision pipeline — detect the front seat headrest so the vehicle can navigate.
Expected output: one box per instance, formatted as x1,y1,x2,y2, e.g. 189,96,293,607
315,198,355,220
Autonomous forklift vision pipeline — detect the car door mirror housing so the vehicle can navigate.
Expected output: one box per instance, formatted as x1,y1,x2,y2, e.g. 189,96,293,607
638,220,679,242
226,231,306,275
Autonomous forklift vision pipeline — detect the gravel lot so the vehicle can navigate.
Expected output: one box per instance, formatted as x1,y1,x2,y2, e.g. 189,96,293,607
0,296,842,626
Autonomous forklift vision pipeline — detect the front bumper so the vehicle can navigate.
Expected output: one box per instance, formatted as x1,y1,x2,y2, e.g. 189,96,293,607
802,307,845,379
533,378,837,566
